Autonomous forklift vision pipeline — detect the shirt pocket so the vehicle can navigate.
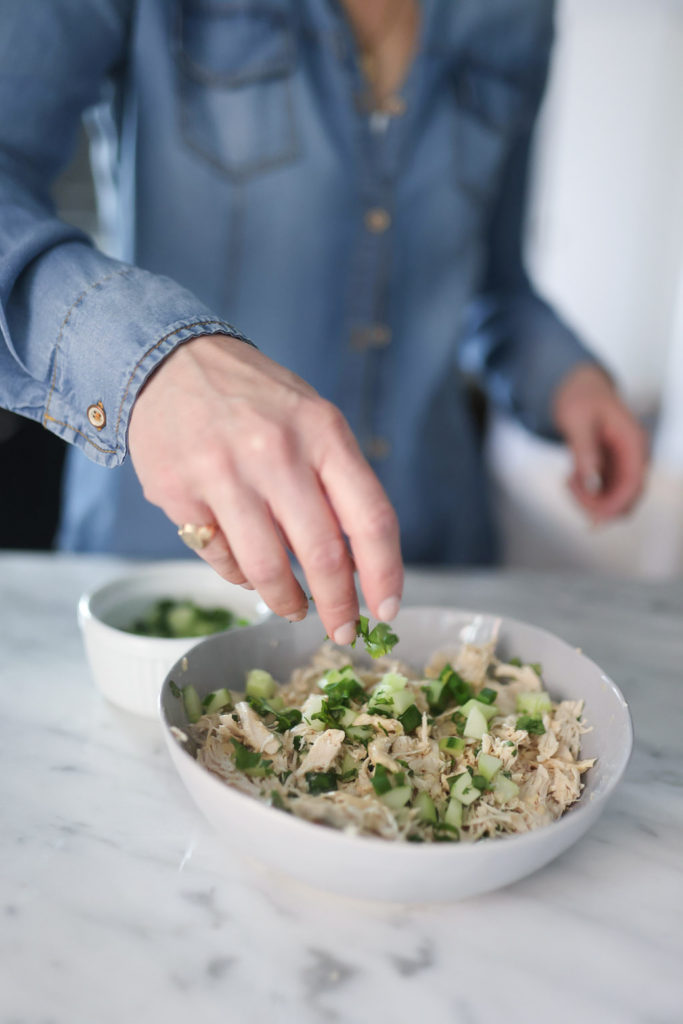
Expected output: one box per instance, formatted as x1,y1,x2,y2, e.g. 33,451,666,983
175,0,299,181
453,65,533,202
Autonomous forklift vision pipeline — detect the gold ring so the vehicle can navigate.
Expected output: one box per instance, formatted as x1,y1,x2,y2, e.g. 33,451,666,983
177,522,218,551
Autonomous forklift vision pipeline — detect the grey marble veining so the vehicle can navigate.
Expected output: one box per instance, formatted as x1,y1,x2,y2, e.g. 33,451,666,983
1,554,682,1024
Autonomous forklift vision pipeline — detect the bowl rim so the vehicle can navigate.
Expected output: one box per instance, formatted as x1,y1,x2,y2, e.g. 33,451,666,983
78,562,269,646
160,606,634,857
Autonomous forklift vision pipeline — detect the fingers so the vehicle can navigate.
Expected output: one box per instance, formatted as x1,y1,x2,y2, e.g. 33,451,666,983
165,498,252,587
566,408,648,523
268,470,360,643
565,416,604,507
315,408,403,622
589,412,648,521
206,479,308,621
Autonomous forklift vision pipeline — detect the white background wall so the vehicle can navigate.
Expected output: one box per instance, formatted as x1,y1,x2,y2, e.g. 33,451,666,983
489,0,683,578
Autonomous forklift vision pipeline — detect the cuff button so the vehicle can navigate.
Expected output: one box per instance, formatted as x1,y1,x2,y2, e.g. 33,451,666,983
87,401,106,430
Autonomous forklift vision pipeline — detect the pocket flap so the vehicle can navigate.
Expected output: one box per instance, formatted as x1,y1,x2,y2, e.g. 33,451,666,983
178,2,294,87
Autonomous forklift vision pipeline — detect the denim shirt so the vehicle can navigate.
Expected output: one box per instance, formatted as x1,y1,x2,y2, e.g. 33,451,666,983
0,0,594,563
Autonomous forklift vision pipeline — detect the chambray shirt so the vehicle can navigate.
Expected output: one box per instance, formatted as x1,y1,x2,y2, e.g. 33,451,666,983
0,0,594,563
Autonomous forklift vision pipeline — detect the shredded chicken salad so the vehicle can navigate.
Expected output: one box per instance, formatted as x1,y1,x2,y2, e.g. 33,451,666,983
171,627,595,843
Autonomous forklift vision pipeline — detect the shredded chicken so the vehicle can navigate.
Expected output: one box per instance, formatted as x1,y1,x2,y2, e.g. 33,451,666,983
187,637,595,844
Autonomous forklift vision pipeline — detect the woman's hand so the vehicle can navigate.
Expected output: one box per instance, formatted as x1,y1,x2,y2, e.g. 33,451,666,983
128,335,403,644
552,364,649,522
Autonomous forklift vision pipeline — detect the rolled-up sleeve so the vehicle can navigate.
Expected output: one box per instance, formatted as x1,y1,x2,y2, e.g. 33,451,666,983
0,0,248,467
459,4,600,438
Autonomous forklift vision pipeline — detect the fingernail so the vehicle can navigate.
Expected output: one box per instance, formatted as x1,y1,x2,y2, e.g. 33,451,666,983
240,582,255,591
377,595,401,622
583,471,603,495
333,620,358,646
286,608,308,623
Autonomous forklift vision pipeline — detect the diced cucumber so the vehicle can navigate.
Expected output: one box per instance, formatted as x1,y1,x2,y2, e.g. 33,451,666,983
268,694,285,712
387,688,415,716
245,669,277,700
477,752,503,782
368,680,413,717
302,693,326,730
202,688,233,715
450,772,481,806
439,736,465,757
444,797,463,830
424,677,449,713
463,705,489,740
493,774,520,803
378,671,408,693
380,786,412,812
345,724,374,744
516,691,553,716
166,603,198,636
336,707,357,729
182,684,202,724
340,751,358,779
459,698,499,722
414,791,437,824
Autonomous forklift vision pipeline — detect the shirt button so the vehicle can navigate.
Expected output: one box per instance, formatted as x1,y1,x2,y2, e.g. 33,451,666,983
365,208,391,234
365,436,391,460
87,401,106,430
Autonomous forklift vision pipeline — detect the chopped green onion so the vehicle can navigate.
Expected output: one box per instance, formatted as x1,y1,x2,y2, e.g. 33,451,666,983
371,763,393,796
398,704,421,733
516,714,546,735
305,771,338,794
478,687,497,705
471,774,489,791
439,665,472,706
269,790,289,812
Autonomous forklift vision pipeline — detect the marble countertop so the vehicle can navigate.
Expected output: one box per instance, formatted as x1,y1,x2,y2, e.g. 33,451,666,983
1,553,681,1024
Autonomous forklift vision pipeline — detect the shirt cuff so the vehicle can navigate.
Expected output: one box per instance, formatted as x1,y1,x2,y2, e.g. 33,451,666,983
36,265,250,468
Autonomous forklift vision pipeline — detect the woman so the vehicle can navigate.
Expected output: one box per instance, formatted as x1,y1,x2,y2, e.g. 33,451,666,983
0,0,646,643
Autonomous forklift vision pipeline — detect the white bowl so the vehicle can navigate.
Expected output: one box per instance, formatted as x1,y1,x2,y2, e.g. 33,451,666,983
78,561,269,717
160,607,633,902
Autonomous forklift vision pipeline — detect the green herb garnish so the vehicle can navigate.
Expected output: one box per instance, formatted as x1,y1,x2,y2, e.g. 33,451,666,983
305,771,338,794
231,739,272,776
516,715,546,735
247,695,302,732
353,615,399,659
478,687,497,705
371,763,393,796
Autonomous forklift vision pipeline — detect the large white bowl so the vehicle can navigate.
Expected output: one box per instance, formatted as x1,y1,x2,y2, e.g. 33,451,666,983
160,607,632,902
78,561,269,717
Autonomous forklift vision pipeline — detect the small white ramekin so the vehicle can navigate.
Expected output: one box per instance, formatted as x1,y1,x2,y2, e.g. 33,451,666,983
78,561,270,717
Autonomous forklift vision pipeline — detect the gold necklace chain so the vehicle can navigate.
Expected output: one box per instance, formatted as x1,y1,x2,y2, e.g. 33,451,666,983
344,0,416,114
